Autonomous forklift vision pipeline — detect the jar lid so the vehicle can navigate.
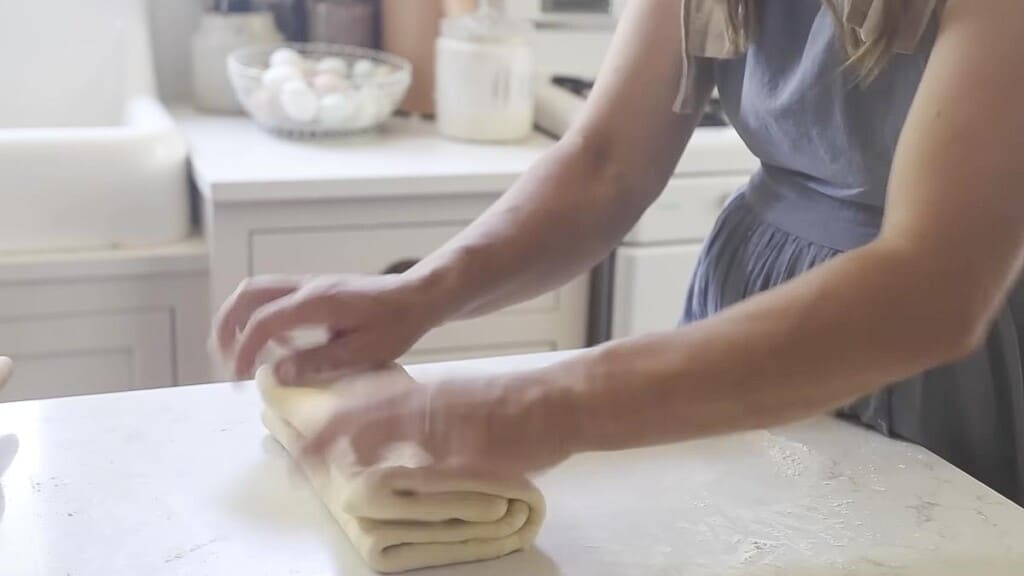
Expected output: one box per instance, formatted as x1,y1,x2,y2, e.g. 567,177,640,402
441,0,532,43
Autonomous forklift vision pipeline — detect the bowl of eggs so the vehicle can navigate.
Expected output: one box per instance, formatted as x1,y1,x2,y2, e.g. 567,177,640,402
228,43,412,138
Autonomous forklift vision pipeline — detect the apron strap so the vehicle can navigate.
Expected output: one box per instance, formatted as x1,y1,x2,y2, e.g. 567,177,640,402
674,0,942,113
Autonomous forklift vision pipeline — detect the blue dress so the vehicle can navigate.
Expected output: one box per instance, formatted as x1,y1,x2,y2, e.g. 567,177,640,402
683,0,1024,504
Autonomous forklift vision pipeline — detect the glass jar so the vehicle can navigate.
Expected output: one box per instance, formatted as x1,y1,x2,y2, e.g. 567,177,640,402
435,0,534,141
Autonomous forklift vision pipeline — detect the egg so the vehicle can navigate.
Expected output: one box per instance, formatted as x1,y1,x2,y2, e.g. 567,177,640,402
279,79,319,123
318,93,359,128
261,65,304,92
270,47,305,69
374,64,395,80
312,73,349,96
352,59,377,81
316,57,349,77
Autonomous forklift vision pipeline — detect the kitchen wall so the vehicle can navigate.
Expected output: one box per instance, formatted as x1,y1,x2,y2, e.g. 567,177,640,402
149,0,204,103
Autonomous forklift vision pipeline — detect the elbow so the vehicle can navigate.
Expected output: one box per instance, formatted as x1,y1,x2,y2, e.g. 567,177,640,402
934,303,992,365
870,242,996,369
559,128,629,189
907,281,995,368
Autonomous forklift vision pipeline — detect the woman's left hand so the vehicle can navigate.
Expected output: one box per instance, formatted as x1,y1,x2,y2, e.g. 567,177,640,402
301,364,580,476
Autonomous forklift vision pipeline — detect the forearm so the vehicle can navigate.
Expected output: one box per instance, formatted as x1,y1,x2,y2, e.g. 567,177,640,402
405,136,642,323
402,0,708,326
543,242,983,453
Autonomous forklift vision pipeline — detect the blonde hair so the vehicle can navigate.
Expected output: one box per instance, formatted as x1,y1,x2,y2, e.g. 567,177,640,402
723,0,905,84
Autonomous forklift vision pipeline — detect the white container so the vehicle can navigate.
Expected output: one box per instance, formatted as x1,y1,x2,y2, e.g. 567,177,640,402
192,11,283,113
435,0,534,142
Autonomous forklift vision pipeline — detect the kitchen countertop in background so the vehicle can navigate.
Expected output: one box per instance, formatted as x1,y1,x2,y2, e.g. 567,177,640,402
176,108,555,204
1,351,1022,575
175,108,757,205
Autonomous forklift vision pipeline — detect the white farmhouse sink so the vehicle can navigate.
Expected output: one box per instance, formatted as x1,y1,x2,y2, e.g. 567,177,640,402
0,0,190,253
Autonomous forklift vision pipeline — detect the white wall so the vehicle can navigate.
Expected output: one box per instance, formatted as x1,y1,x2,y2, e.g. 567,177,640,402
150,0,205,103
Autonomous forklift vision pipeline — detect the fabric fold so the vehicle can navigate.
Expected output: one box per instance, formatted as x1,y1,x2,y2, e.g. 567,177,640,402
675,0,942,112
257,367,546,574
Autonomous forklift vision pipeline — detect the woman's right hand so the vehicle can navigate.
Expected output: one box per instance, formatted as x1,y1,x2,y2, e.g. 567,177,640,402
212,273,448,384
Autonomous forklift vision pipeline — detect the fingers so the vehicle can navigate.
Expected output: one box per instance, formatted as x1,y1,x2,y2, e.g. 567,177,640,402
273,339,361,387
213,277,302,358
301,396,412,466
301,407,362,463
232,292,340,379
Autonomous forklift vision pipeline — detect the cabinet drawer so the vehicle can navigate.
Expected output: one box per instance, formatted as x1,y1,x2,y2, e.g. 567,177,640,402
0,310,175,402
612,242,702,339
624,175,750,245
250,224,556,313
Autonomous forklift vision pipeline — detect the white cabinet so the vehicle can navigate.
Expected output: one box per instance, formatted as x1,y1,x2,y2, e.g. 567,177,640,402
0,311,174,402
250,223,557,314
207,194,588,367
180,113,589,369
610,174,753,339
612,243,703,339
0,240,210,402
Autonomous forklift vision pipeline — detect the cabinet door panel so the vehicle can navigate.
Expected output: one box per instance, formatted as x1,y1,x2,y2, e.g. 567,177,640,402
612,243,702,339
624,176,749,245
250,224,557,313
0,311,174,402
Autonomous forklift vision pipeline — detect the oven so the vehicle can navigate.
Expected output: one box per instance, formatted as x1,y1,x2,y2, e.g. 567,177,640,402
504,0,626,27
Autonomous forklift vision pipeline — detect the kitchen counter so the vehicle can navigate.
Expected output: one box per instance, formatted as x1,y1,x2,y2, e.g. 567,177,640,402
175,108,556,204
174,108,756,205
1,352,1022,575
0,236,208,283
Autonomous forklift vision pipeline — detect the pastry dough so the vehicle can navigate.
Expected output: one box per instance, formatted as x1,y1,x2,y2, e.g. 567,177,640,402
257,366,546,573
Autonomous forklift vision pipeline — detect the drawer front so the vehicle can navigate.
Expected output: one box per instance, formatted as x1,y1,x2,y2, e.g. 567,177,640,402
624,175,751,245
250,224,557,313
0,311,175,402
612,243,702,339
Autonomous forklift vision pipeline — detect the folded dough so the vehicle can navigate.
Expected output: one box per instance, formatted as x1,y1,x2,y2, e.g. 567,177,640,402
257,366,546,573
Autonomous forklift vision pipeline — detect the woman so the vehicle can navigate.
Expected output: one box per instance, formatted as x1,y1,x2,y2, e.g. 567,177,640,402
214,0,1024,504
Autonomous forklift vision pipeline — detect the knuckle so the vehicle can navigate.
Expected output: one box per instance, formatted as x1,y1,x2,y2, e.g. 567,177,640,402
234,277,256,298
245,307,278,338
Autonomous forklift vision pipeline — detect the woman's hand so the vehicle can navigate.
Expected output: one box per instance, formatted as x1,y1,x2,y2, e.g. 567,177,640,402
213,273,447,383
301,363,580,476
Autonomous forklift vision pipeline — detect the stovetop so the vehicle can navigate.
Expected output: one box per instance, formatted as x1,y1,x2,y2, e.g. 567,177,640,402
550,75,730,128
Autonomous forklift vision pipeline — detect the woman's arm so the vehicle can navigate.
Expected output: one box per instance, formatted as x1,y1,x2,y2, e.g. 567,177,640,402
301,0,1024,473
219,0,713,380
409,0,712,320
550,0,1024,452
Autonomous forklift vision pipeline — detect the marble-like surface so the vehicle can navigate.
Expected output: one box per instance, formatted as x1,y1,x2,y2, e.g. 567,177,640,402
1,353,1022,575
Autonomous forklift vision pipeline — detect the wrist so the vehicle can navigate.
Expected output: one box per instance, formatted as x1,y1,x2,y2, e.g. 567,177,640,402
511,353,598,460
399,258,465,328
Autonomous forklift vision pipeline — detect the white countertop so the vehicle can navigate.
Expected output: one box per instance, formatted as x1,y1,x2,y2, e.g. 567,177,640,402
0,236,208,282
176,109,555,204
175,109,757,205
4,352,1020,575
